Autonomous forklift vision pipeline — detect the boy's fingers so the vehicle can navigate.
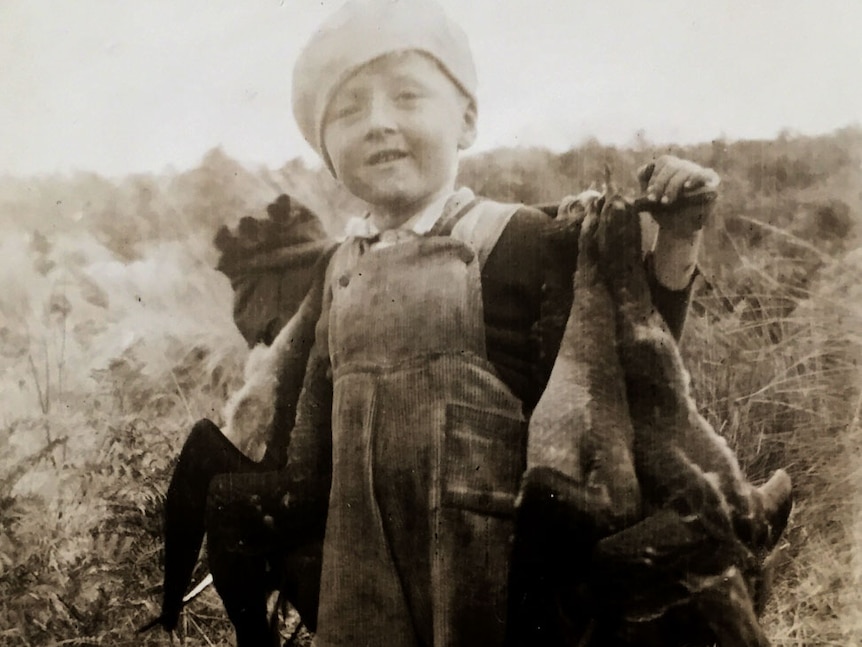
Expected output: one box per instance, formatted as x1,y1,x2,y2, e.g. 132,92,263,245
682,168,720,192
637,162,656,189
647,162,682,201
682,176,705,192
700,167,721,189
639,156,676,190
661,167,692,203
641,157,720,203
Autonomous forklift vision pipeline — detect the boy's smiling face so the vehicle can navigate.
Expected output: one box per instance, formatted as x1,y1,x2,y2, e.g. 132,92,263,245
322,51,477,224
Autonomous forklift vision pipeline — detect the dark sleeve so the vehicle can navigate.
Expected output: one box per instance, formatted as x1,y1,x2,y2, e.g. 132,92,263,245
481,202,698,413
280,270,335,535
264,243,340,466
481,206,558,413
537,214,696,350
533,212,582,393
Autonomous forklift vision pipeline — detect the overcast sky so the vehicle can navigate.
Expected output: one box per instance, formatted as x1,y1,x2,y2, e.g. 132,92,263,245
2,0,860,177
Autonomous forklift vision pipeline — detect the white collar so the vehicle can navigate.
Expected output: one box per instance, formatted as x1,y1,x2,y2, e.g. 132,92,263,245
402,190,454,235
343,188,475,238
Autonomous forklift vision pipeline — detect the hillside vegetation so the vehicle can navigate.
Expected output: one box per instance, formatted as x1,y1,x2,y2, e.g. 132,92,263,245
1,127,860,645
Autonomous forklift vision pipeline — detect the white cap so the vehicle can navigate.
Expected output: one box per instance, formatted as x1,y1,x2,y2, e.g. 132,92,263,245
292,0,477,171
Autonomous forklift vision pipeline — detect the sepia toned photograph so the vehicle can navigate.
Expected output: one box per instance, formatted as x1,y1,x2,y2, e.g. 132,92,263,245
2,1,860,645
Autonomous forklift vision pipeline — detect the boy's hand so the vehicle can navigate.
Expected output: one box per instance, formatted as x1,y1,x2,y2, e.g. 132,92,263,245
638,155,720,206
637,155,720,238
635,156,719,290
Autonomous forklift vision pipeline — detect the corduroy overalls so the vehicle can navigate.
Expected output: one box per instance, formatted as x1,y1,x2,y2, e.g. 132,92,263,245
313,200,525,646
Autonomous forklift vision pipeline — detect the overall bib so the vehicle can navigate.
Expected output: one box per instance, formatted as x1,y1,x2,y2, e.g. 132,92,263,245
315,203,525,646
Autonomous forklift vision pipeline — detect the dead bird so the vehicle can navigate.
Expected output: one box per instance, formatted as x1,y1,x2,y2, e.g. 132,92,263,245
593,189,792,646
508,186,642,646
525,186,642,535
597,186,791,551
513,182,792,647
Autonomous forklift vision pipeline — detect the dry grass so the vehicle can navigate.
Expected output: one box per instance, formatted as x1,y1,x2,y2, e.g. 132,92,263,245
686,240,862,644
1,133,859,644
6,243,857,646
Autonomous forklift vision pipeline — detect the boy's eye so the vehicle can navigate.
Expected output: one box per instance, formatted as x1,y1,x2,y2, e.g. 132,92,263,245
395,90,422,103
331,103,361,120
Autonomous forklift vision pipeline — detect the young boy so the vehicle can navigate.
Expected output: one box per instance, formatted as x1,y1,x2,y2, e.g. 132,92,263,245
151,1,740,645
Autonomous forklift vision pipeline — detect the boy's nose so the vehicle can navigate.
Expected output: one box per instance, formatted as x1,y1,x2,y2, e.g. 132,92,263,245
364,96,398,136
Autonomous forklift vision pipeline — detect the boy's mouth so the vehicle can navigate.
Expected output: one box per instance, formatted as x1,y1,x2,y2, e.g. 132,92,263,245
366,149,409,166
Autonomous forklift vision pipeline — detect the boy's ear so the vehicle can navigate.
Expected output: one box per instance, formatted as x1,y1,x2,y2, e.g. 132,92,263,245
458,101,478,150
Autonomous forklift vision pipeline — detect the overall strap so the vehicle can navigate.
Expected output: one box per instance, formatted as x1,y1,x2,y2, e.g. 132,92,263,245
430,197,522,270
428,196,481,237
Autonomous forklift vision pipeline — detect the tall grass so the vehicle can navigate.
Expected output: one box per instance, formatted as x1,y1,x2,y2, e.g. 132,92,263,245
0,131,859,644
686,234,862,644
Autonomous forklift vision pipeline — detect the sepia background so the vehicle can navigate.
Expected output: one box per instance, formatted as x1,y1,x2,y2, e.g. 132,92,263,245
2,1,861,644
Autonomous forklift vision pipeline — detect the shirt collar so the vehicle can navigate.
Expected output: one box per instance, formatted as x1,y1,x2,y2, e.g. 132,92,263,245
342,187,475,239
